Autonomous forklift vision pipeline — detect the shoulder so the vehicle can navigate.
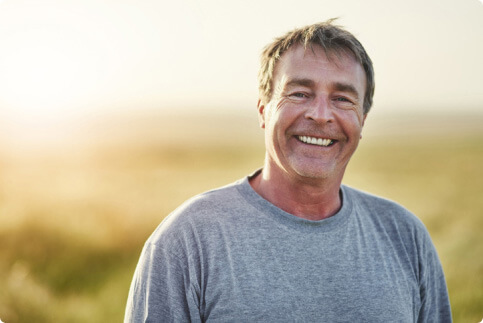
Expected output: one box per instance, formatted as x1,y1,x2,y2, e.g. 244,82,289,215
177,180,246,213
147,179,248,248
168,178,248,224
342,185,438,269
342,185,429,236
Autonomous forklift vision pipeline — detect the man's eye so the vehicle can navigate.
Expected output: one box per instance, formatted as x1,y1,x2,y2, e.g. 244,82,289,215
290,93,307,98
335,97,350,102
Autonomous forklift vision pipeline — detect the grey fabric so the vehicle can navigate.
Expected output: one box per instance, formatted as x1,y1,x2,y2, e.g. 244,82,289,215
125,175,452,322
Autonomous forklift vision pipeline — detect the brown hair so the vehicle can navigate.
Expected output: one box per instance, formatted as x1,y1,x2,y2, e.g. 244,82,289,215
258,19,375,114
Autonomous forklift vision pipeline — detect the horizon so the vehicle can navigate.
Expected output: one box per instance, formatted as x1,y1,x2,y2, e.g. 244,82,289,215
1,106,482,156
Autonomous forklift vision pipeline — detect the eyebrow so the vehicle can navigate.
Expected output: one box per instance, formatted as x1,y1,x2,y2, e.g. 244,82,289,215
284,78,315,88
284,78,360,100
332,82,360,100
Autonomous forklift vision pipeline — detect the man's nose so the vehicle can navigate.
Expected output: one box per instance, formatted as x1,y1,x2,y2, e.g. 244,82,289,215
304,97,334,123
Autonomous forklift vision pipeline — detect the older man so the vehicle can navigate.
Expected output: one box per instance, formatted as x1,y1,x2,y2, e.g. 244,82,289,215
125,20,452,322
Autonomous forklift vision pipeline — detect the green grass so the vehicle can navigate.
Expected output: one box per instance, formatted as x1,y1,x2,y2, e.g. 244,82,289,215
0,116,481,322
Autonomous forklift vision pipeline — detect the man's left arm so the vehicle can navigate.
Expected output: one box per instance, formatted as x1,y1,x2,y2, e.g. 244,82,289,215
417,232,452,322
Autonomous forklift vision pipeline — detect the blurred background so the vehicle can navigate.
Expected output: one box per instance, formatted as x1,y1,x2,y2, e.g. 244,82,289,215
0,0,482,321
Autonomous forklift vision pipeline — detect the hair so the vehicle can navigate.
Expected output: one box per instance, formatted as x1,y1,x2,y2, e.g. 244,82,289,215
258,19,375,114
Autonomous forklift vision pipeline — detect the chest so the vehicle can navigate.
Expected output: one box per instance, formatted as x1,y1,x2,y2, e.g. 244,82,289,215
197,224,420,322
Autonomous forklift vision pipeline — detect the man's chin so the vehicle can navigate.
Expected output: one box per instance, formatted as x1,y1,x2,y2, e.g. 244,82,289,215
291,165,336,182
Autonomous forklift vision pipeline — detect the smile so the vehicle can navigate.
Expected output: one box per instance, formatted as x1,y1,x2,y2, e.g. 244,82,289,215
297,135,334,147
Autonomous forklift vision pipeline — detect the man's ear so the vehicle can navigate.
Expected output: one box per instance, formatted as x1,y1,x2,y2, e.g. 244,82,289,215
257,99,266,129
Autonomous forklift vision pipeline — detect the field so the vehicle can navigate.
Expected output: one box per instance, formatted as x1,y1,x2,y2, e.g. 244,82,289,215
0,111,482,322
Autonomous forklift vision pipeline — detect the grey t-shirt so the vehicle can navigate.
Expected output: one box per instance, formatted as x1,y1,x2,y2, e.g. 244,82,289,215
125,175,451,322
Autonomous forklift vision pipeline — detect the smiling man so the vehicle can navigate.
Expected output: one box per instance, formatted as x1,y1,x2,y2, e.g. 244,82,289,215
251,43,368,221
125,20,452,322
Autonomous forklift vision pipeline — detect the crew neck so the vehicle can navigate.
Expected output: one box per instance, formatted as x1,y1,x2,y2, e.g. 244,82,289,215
235,171,353,233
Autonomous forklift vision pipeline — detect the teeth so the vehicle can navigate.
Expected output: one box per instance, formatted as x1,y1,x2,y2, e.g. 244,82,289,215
298,136,333,147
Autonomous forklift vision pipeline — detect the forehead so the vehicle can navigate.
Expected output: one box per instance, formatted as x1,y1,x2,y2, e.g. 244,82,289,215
274,44,366,93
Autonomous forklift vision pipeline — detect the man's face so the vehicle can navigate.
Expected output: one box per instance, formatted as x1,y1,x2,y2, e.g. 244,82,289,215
258,44,367,183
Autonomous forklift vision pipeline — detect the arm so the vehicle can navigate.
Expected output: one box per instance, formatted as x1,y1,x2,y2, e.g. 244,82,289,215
124,242,201,323
417,234,452,322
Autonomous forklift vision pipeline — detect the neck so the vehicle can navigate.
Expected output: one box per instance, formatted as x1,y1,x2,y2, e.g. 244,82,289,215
249,165,343,221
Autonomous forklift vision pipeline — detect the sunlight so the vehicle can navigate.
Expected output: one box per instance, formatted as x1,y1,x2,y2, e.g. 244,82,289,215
0,1,142,148
0,26,102,148
1,33,86,112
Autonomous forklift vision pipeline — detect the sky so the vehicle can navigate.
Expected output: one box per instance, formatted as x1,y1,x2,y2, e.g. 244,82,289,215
0,0,482,143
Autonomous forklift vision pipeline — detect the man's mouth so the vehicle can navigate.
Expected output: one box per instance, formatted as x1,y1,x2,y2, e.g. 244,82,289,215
297,135,335,147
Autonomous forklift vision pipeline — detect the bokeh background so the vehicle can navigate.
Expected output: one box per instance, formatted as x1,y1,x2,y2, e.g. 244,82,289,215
0,0,482,321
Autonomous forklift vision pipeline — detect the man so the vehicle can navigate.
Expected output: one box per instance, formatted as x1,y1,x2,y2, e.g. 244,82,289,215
125,20,452,322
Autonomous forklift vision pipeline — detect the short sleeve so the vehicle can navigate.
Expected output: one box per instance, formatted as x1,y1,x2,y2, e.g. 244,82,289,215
124,241,201,323
417,232,452,322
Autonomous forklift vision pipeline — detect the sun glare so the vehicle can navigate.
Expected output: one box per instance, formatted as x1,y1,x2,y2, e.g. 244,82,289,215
2,34,85,112
0,28,99,148
0,1,145,148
